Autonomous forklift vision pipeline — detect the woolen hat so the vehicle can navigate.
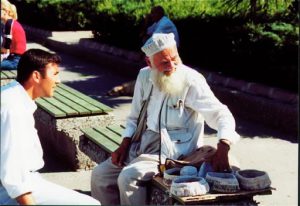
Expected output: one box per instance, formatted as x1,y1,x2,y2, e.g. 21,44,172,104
205,172,240,193
235,169,271,190
141,33,177,57
180,166,198,177
170,176,210,197
163,167,181,186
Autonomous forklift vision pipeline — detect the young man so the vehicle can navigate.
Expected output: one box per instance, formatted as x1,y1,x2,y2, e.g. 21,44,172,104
0,49,100,205
91,33,240,205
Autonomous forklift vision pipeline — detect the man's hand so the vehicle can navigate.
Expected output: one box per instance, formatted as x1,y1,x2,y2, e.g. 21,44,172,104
210,140,231,172
16,192,36,205
111,137,131,167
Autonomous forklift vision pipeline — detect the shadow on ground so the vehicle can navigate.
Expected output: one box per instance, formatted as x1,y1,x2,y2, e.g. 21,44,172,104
205,117,298,143
39,153,74,173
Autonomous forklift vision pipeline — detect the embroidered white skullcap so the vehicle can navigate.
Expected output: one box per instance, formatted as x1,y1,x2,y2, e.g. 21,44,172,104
170,176,210,197
141,33,177,57
205,172,240,193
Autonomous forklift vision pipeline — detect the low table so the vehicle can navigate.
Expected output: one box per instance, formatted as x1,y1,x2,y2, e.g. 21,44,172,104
150,176,273,205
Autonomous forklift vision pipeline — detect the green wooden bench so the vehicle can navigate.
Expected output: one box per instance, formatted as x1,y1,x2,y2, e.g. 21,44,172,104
0,70,17,86
80,124,124,164
81,125,273,205
36,83,113,118
34,83,115,170
82,124,124,153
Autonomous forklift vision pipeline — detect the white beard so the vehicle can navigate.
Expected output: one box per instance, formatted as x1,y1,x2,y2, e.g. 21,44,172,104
150,65,187,97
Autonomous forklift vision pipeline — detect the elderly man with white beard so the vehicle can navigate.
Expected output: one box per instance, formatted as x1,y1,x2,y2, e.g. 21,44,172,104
91,33,240,205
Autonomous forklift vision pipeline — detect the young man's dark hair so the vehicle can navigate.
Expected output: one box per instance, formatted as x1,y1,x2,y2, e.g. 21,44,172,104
16,49,61,84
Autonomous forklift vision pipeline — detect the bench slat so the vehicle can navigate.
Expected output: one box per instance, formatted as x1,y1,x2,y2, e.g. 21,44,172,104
55,86,104,114
58,84,113,112
42,96,79,116
106,125,124,136
1,71,9,78
1,71,9,79
82,127,119,153
54,91,91,115
94,127,122,145
7,70,17,78
0,70,17,78
35,98,67,117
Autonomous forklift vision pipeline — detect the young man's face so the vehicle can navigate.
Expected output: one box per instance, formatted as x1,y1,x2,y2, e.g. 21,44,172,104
38,63,60,97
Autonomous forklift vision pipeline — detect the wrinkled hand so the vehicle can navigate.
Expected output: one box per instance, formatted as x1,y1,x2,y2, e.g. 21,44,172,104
210,141,231,172
111,137,131,167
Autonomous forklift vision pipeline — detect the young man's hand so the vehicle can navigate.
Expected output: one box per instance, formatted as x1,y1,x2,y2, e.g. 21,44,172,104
16,192,36,205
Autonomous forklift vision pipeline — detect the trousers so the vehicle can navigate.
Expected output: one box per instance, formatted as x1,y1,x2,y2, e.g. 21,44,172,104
0,173,100,205
0,54,21,70
91,130,160,205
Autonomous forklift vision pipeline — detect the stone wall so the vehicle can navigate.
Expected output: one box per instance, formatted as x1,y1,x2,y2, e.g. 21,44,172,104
79,137,110,165
34,108,114,171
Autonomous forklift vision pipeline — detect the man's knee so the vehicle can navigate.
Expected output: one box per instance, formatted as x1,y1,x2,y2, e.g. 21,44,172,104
92,163,107,181
117,166,141,188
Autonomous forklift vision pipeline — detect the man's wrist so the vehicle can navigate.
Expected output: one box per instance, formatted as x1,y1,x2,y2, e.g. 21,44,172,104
220,139,231,146
218,139,231,151
121,137,131,147
16,192,35,205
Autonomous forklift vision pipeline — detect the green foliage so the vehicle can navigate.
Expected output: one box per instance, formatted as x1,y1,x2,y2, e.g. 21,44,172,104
93,0,151,21
246,21,299,47
220,0,294,16
9,0,298,91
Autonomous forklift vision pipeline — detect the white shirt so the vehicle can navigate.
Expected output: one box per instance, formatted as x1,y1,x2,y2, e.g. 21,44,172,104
1,81,44,198
147,16,180,47
123,65,239,151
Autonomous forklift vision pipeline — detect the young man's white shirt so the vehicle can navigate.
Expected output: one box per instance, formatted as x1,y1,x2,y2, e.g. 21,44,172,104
1,80,44,198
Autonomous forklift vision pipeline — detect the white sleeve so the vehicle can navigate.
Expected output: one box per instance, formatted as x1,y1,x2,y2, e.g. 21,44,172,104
0,107,34,198
185,74,240,144
122,70,145,138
